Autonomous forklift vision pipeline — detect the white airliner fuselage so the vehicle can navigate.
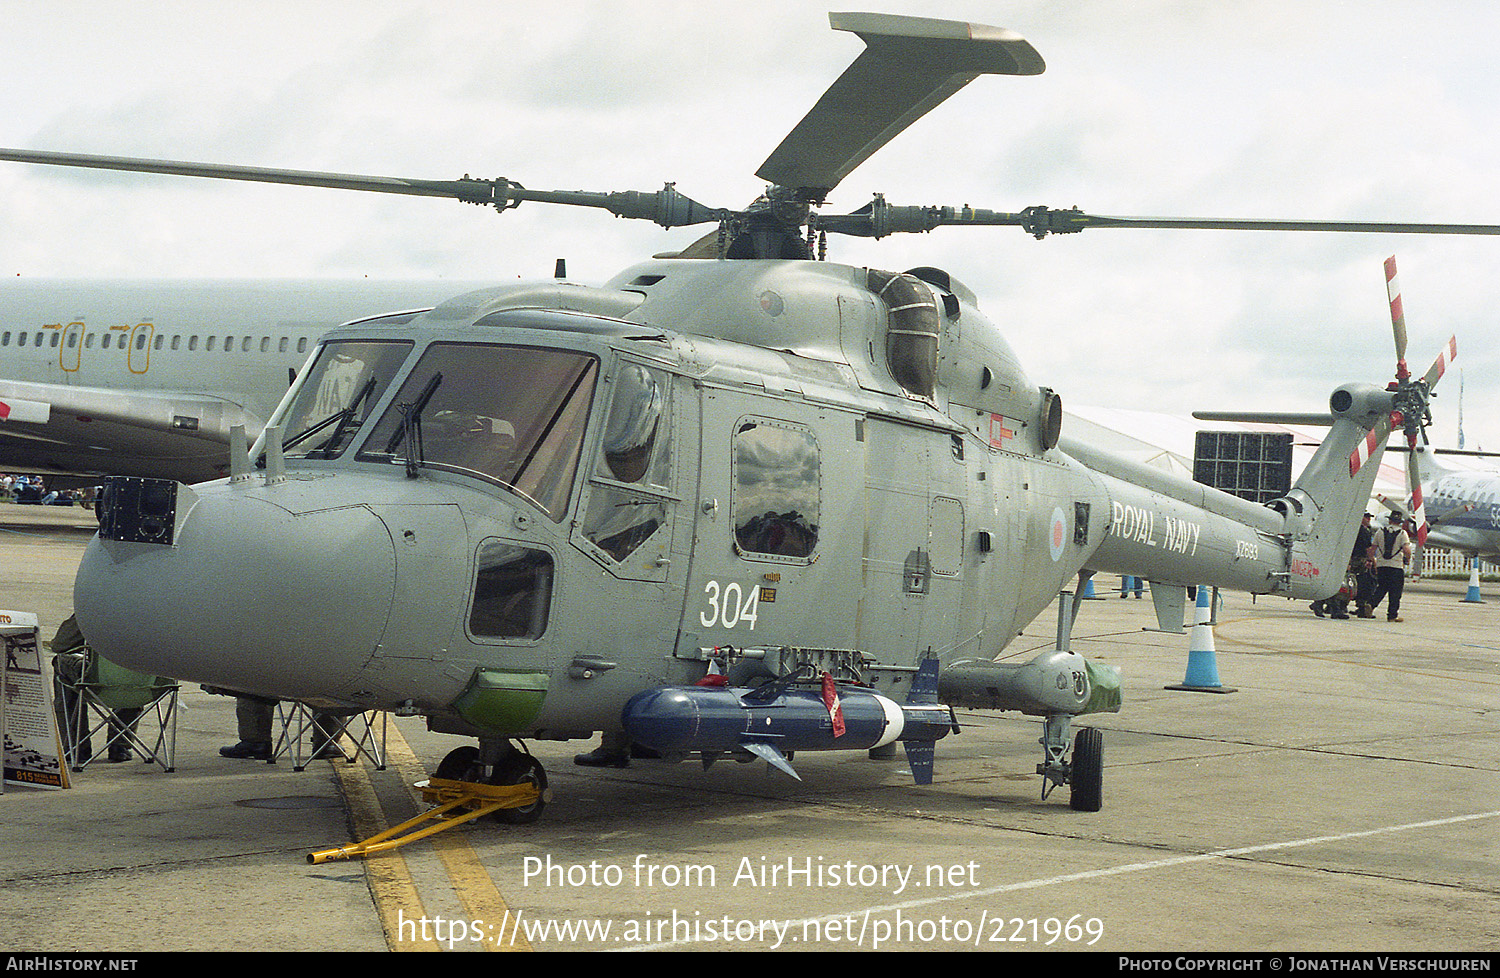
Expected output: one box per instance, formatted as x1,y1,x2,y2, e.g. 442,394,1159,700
0,279,489,484
1423,453,1500,562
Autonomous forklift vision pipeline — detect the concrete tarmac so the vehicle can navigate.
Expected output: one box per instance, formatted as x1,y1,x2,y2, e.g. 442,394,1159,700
1,502,1496,954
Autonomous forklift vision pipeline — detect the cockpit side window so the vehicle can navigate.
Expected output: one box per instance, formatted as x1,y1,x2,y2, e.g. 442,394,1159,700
469,539,553,639
579,362,674,565
357,343,599,522
596,362,670,487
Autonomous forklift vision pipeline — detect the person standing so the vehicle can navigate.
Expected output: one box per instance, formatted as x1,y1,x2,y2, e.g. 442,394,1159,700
1352,512,1378,617
1366,511,1412,622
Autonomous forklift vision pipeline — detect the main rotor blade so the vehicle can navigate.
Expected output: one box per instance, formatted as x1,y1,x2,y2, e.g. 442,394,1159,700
815,202,1500,239
0,147,499,202
756,13,1043,198
1040,213,1500,236
0,148,724,228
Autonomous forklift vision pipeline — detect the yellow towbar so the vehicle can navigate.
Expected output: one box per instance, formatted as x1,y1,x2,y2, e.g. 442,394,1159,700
308,777,548,864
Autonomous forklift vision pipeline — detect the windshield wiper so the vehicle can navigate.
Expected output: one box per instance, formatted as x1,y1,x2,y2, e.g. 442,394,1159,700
303,376,380,459
382,372,443,478
274,375,380,460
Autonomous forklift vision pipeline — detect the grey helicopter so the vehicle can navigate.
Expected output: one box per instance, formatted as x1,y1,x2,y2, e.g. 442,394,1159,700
6,12,1493,819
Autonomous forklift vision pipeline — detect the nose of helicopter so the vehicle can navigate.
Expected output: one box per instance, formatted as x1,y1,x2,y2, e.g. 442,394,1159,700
74,481,397,701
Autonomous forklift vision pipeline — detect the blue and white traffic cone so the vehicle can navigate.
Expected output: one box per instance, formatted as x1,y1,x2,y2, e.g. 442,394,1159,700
1166,587,1237,694
1462,559,1485,603
1080,576,1098,600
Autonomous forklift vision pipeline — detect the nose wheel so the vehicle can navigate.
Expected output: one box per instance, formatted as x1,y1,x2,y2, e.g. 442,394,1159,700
435,741,549,824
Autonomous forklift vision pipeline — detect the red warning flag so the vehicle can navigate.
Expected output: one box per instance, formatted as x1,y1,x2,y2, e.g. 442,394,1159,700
821,672,845,737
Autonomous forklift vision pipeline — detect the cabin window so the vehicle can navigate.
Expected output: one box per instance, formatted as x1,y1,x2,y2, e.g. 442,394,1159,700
731,420,820,561
468,540,553,640
358,343,598,522
278,337,288,353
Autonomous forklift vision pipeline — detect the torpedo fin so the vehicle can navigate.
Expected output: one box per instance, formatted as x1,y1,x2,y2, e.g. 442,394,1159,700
904,656,943,784
903,739,935,785
907,655,940,704
740,741,801,781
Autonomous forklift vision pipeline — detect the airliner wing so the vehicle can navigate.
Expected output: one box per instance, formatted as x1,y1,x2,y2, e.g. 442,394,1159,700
0,378,260,485
1423,525,1500,561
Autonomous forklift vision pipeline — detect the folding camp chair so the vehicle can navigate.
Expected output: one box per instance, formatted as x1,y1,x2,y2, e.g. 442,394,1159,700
57,652,179,773
271,701,386,772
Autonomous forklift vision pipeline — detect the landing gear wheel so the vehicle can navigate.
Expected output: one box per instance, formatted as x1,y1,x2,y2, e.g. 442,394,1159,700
492,753,548,825
434,744,547,824
435,745,481,781
1069,727,1103,812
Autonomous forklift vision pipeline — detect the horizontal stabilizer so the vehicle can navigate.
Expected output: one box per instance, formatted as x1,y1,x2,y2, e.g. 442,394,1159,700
1192,411,1337,426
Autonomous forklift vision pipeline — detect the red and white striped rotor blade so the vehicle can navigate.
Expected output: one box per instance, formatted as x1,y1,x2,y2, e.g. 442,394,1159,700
1420,335,1457,390
1405,432,1428,546
1385,255,1409,379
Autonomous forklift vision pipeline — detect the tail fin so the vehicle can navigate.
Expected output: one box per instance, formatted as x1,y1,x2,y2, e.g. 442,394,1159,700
1274,384,1392,598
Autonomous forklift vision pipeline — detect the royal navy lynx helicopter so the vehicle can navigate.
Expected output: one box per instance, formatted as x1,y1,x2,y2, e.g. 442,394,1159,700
9,13,1494,818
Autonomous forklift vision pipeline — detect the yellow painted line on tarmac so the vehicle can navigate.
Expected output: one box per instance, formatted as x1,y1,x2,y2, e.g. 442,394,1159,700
335,757,439,951
333,722,533,952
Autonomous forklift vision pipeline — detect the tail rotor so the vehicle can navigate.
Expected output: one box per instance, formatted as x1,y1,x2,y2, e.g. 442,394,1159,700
1354,256,1457,546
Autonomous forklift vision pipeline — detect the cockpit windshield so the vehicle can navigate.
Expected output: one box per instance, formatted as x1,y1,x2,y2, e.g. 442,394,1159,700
277,340,413,459
356,342,599,521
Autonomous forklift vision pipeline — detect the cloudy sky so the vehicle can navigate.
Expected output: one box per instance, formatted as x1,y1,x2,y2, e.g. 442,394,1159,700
4,0,1499,452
